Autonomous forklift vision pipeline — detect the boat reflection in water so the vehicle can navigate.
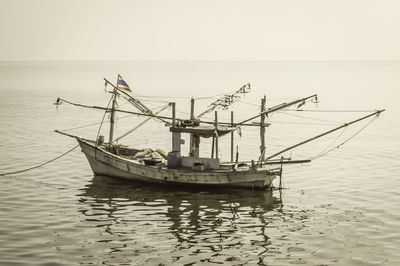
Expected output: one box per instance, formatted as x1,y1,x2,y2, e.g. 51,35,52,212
77,175,298,265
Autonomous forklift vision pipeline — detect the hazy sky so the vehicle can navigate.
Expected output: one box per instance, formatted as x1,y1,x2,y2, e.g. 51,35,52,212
1,0,399,61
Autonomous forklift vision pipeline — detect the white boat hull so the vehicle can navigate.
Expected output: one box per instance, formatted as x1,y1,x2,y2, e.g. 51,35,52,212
78,139,279,189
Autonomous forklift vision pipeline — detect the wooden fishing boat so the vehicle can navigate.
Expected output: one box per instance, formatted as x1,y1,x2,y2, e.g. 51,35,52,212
76,138,281,189
56,75,384,189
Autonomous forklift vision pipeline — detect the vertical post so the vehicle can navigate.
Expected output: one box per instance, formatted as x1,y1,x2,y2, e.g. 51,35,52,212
211,137,215,158
172,102,176,127
190,98,195,120
260,95,266,162
234,145,239,171
171,102,181,152
279,158,283,190
109,88,117,147
215,111,218,159
189,98,194,156
231,111,234,162
235,145,239,163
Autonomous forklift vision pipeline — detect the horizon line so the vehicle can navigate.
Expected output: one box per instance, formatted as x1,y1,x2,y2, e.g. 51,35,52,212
1,59,400,64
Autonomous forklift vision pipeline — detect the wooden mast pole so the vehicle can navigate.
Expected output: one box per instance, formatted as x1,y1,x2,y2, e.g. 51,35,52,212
231,111,234,162
264,109,385,161
190,98,195,119
108,76,118,147
260,95,266,162
211,138,215,159
189,98,195,156
215,111,218,159
171,102,181,152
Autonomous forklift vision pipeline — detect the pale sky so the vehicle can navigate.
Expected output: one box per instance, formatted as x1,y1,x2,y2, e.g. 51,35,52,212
1,0,399,61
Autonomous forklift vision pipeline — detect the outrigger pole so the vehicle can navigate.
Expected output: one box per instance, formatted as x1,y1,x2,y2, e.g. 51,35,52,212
264,109,385,161
56,97,273,127
237,94,318,126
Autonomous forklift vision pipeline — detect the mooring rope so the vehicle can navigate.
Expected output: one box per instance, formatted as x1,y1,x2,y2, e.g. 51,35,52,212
0,145,80,176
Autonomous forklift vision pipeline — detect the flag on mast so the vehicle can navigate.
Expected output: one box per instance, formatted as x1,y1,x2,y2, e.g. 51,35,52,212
117,74,131,92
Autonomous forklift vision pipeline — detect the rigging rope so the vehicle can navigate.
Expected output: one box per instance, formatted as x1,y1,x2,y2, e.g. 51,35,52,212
61,113,137,132
312,127,347,158
60,95,169,133
133,90,237,100
311,115,378,160
268,121,339,126
113,103,171,143
276,110,341,125
286,109,377,113
0,145,79,176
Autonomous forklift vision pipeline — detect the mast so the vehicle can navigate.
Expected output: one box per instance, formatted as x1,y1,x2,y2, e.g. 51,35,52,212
108,88,117,146
260,95,266,161
215,111,218,159
189,98,195,156
264,109,385,161
171,102,181,152
231,111,234,162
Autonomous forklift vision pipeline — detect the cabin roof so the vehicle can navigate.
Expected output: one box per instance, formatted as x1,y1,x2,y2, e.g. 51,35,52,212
169,126,237,138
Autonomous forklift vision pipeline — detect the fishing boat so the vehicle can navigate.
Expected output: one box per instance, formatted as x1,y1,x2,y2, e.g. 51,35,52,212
55,75,384,189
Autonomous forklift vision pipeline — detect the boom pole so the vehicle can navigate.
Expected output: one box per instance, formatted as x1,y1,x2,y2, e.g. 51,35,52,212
264,109,385,161
237,94,317,126
57,97,276,127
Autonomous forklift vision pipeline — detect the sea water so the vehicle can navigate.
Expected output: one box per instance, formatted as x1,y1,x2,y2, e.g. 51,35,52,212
0,61,399,265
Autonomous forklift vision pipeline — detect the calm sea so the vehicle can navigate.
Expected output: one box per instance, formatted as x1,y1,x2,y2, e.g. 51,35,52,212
0,61,399,265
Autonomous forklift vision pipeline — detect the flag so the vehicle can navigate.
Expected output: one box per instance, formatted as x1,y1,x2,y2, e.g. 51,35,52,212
117,74,131,92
